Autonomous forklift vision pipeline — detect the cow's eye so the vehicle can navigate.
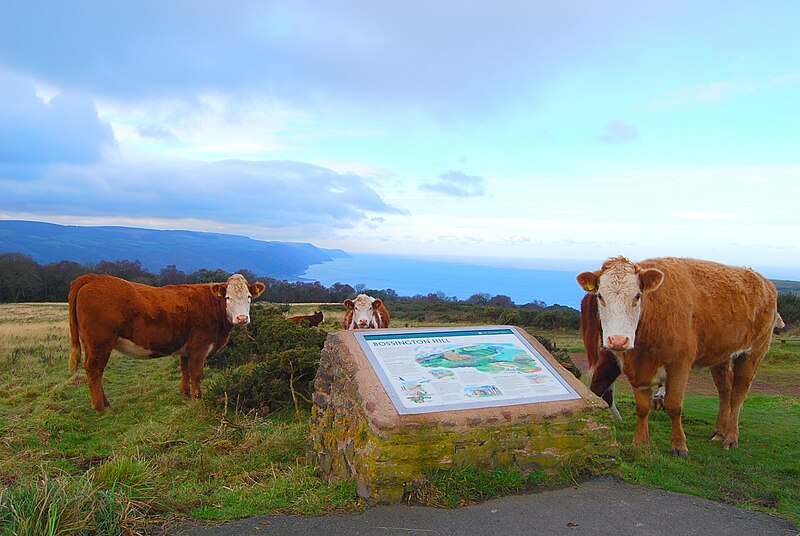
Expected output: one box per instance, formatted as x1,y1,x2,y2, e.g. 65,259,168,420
632,293,641,306
597,294,606,307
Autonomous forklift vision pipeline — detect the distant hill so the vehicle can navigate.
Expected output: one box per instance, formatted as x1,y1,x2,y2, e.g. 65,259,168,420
774,279,800,296
0,220,349,279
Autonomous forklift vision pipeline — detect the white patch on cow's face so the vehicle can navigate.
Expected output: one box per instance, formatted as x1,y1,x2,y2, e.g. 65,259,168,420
350,294,378,329
596,262,643,351
223,274,254,325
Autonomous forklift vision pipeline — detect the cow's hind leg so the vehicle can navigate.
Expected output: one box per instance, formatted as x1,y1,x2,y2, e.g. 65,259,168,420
726,342,769,450
709,360,733,441
83,340,114,412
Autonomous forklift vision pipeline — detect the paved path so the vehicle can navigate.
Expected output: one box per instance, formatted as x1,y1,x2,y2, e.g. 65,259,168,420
180,477,798,536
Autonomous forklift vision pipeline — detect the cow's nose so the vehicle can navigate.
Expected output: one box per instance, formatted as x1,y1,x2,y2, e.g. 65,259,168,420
235,315,249,324
607,335,630,350
358,320,368,327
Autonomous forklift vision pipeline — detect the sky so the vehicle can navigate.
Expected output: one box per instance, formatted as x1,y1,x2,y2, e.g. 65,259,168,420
1,1,799,278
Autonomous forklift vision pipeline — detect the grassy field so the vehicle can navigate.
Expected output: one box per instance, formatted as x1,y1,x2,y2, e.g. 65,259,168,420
0,302,798,534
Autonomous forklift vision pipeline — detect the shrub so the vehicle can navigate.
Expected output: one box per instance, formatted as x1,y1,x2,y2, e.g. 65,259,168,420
778,292,800,327
205,306,327,415
208,306,327,369
205,347,322,415
535,335,581,379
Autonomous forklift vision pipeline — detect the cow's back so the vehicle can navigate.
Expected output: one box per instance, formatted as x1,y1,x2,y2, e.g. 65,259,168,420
637,257,777,366
71,274,222,355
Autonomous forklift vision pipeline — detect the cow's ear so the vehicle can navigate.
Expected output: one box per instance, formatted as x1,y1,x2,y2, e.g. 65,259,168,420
343,299,354,310
250,282,266,298
640,268,664,293
372,298,383,308
576,271,599,293
210,283,227,298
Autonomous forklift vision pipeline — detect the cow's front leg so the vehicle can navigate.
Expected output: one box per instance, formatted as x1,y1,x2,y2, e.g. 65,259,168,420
179,355,191,397
187,351,206,399
631,387,653,447
664,365,691,456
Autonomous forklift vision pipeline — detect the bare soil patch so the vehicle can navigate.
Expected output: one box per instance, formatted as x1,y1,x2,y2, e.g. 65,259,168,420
569,353,800,397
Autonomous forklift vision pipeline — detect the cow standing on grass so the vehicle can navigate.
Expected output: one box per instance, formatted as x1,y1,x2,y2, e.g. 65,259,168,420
343,294,390,329
69,273,265,411
577,256,779,456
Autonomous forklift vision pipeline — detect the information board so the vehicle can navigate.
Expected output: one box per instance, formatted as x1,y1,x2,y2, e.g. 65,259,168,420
354,326,580,415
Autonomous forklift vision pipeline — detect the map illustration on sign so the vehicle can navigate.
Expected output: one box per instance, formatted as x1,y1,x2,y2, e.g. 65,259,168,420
355,327,580,414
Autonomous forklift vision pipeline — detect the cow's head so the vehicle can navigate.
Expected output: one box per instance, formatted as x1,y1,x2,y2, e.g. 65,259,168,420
211,274,266,325
577,257,664,351
343,294,383,329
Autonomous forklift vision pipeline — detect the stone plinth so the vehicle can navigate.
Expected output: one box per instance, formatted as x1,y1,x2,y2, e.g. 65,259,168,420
308,327,617,504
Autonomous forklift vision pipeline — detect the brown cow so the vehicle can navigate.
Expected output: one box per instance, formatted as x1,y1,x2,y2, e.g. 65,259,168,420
577,256,779,456
343,294,390,329
288,311,324,327
69,273,265,411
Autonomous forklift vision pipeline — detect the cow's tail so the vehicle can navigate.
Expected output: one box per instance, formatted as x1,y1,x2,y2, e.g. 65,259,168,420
68,278,84,373
580,293,601,372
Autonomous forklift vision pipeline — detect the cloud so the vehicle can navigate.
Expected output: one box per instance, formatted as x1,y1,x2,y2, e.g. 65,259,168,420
0,158,404,234
594,119,639,144
0,70,116,166
0,2,664,121
421,171,487,198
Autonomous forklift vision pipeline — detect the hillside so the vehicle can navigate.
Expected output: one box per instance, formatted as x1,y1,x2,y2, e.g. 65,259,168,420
774,279,800,296
0,220,348,278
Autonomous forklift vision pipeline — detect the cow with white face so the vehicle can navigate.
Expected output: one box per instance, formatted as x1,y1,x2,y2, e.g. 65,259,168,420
216,273,258,325
343,294,390,329
577,256,779,456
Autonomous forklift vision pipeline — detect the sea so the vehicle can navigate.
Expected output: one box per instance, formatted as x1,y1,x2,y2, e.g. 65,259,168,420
299,254,591,309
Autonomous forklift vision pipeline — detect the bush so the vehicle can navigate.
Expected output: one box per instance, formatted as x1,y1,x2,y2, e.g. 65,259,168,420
204,306,327,415
208,306,327,369
778,292,800,327
535,335,581,379
205,346,322,415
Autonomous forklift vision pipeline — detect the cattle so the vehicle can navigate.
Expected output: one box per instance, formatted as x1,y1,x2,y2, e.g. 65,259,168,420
69,273,265,411
288,311,324,327
577,256,779,456
343,294,390,329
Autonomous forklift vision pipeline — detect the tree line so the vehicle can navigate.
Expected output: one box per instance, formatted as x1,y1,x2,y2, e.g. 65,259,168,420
0,253,555,310
2,252,797,328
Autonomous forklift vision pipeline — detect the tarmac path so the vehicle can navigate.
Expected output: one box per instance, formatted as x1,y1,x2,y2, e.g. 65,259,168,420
180,477,798,536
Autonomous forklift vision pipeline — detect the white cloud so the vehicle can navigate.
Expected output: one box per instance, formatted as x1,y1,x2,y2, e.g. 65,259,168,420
420,171,487,198
594,119,639,144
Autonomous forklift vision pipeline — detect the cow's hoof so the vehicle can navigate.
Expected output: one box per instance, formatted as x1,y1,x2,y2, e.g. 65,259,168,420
722,440,739,450
710,431,724,441
671,447,689,457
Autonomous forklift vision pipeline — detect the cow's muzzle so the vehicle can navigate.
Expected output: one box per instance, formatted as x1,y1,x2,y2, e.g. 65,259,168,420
606,335,631,351
235,315,249,325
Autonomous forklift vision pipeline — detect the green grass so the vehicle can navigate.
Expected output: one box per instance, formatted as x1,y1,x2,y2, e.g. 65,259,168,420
613,393,800,524
1,303,798,533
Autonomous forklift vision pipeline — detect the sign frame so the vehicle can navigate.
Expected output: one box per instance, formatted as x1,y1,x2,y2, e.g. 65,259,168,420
354,326,580,415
